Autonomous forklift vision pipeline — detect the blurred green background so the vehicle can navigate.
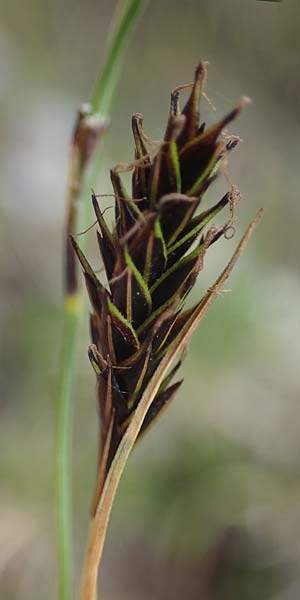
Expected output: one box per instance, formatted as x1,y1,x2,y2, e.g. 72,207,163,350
1,1,300,598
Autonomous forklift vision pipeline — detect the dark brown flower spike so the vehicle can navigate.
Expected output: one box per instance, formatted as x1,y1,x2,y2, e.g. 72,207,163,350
73,62,249,515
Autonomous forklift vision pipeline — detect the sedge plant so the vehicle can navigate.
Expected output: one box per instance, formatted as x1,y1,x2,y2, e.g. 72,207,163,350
72,62,262,599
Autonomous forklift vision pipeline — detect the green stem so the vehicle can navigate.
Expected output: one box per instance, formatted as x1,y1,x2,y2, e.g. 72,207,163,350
56,295,82,600
91,0,144,117
56,3,145,600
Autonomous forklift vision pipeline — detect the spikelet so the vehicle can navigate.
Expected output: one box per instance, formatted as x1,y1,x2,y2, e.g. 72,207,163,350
71,62,247,512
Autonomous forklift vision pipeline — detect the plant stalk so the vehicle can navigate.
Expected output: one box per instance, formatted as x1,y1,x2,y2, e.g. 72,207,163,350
56,3,145,600
79,210,263,600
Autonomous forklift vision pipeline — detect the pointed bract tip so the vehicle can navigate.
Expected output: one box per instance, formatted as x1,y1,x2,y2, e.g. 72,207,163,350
239,96,251,109
69,235,87,271
91,190,99,209
226,97,251,125
223,96,251,126
132,112,143,124
194,61,207,83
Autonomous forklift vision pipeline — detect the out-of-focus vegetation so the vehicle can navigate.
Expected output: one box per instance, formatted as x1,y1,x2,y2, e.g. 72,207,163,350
1,1,300,598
